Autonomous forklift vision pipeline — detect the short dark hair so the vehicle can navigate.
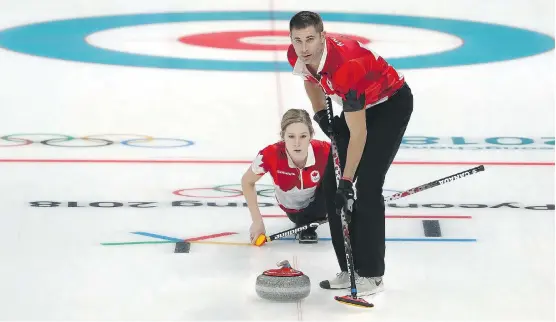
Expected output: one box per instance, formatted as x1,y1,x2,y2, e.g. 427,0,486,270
289,11,323,33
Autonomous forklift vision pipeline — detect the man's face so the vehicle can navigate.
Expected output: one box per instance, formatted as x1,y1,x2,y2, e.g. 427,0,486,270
290,26,325,65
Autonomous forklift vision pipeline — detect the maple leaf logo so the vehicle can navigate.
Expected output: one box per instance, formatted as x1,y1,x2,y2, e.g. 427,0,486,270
251,153,266,175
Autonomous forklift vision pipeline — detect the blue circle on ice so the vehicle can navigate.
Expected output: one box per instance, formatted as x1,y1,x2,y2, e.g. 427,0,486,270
0,11,553,71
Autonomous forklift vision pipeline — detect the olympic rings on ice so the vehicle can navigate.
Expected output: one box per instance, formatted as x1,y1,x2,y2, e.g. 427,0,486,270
172,185,402,198
173,184,276,198
0,133,194,148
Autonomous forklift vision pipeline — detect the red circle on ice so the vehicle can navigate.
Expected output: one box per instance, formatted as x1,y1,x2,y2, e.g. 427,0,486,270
178,31,371,51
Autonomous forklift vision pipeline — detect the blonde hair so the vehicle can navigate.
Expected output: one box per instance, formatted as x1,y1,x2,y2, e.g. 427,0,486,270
280,108,315,139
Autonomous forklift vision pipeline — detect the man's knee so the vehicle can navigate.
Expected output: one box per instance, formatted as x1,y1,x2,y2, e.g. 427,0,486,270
354,179,386,211
355,171,386,195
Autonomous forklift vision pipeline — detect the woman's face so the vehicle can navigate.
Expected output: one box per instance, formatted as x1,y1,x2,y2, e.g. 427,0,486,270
283,122,312,159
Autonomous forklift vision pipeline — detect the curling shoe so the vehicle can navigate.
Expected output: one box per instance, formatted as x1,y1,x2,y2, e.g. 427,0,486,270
298,229,318,244
319,271,360,289
354,276,384,296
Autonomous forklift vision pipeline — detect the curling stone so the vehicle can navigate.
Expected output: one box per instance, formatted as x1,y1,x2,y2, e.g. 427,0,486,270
255,260,310,302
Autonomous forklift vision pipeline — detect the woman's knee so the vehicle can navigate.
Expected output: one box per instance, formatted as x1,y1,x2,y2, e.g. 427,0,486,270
286,212,297,224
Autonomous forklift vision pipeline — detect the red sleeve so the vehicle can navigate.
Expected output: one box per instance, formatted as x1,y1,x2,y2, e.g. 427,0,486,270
314,140,330,154
322,141,331,156
331,53,378,95
312,140,331,164
250,145,275,175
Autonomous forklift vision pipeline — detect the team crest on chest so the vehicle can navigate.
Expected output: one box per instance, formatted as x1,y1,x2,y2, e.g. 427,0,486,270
326,78,333,90
310,170,320,183
319,77,335,95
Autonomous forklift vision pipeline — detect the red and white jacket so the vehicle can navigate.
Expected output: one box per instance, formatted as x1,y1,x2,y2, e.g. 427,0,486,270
287,36,405,110
251,139,331,213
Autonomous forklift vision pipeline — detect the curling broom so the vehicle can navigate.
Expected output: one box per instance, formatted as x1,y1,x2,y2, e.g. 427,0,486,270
324,97,374,308
266,165,485,242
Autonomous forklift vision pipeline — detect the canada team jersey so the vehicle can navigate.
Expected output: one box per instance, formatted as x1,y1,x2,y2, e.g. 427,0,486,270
250,140,331,213
287,36,405,110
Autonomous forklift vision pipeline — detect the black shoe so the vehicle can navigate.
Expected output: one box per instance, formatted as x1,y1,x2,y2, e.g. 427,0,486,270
299,229,318,244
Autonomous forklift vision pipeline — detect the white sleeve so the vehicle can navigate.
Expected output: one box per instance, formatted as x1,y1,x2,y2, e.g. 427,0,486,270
251,153,267,175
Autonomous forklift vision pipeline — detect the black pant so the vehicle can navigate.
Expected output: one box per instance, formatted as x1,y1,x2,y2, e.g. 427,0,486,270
286,183,328,232
323,83,413,277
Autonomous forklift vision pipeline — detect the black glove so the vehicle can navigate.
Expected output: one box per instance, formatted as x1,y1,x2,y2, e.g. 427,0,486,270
335,178,355,223
342,89,366,112
313,109,334,138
